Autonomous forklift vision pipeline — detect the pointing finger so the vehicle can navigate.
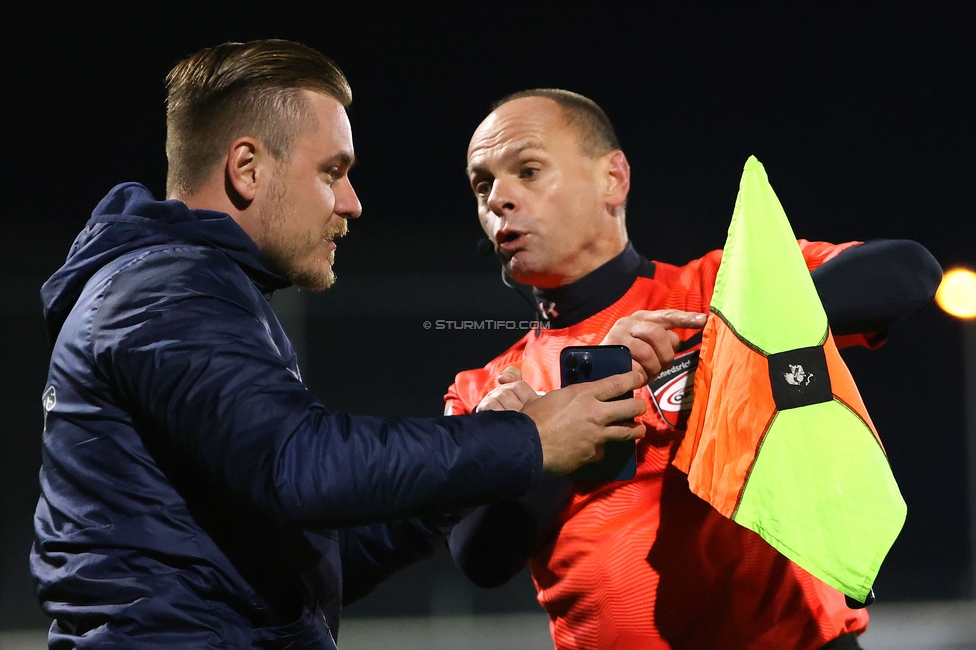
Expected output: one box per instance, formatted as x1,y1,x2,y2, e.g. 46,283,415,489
630,310,707,330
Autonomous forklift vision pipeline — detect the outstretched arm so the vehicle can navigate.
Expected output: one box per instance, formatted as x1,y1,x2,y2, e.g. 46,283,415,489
812,239,942,336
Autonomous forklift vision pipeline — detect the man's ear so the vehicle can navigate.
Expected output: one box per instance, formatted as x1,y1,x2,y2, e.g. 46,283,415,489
225,137,262,207
604,150,631,210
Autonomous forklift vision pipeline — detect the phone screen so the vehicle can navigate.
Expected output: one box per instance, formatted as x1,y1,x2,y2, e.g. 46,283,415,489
560,345,637,482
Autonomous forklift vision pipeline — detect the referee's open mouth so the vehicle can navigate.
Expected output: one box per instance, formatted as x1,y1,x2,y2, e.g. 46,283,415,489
496,228,527,253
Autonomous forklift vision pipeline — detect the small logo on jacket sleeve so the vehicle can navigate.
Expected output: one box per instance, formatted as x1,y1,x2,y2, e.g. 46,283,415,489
42,385,56,432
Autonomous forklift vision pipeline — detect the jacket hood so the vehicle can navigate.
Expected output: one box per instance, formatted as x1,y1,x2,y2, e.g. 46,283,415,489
41,182,289,343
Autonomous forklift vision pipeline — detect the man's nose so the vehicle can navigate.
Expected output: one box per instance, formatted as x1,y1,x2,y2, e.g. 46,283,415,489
487,178,517,216
336,178,362,220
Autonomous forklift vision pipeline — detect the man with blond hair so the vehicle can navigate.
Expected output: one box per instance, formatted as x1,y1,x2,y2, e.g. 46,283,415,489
31,43,648,649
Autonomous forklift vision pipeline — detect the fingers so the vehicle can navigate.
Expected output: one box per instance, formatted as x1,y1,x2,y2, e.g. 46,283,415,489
635,325,680,371
601,420,647,442
475,395,503,412
630,358,646,384
527,378,646,476
476,375,539,413
508,380,540,406
628,309,707,330
602,310,701,384
496,366,522,385
620,326,678,379
599,395,648,425
479,390,525,412
586,370,647,403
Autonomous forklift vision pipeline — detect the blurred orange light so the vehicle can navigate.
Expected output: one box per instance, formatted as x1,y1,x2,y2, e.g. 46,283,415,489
935,267,976,319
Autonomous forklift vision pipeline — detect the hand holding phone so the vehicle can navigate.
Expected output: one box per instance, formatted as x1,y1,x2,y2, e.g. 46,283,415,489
560,345,637,482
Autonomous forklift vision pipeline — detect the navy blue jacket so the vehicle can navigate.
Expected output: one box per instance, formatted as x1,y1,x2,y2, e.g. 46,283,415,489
32,183,543,649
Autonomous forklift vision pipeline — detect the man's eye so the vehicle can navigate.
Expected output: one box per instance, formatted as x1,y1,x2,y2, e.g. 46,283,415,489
474,180,493,196
520,167,539,179
324,168,341,184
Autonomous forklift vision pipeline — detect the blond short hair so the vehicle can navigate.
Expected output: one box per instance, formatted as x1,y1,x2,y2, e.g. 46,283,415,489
165,39,352,196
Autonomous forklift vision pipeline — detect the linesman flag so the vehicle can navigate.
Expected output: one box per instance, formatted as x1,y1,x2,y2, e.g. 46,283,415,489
673,156,906,603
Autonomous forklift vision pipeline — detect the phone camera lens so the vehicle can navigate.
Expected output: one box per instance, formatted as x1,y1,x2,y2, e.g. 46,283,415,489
580,361,593,378
567,368,580,383
566,355,578,369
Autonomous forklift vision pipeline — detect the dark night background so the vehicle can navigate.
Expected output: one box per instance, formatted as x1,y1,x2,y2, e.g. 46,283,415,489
2,3,974,630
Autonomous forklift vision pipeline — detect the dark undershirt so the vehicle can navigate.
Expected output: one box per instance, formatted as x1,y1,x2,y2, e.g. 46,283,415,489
449,239,942,589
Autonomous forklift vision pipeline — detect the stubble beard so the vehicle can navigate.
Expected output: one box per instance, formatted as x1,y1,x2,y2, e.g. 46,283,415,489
259,173,345,291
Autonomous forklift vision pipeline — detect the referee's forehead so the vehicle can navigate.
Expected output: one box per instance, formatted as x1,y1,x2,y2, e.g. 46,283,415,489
467,97,573,169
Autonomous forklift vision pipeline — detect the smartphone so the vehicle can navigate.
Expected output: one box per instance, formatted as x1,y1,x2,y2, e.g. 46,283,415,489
560,345,637,482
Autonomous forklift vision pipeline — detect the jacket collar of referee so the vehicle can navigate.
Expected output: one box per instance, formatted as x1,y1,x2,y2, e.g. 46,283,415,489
532,242,654,329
